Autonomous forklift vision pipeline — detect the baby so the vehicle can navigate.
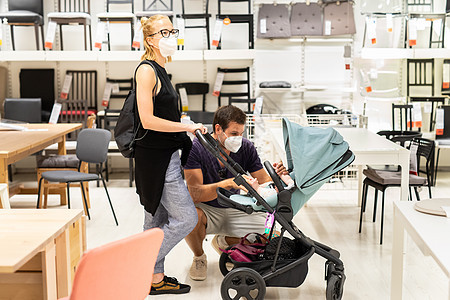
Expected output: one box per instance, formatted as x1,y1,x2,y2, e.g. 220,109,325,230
243,173,295,199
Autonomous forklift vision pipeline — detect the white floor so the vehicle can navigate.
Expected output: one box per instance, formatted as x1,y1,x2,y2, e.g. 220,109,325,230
9,171,450,300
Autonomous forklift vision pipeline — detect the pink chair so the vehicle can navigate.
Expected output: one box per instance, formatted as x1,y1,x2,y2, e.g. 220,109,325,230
60,228,163,300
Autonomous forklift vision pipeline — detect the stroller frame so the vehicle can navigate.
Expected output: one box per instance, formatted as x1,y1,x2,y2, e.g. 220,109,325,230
195,131,347,300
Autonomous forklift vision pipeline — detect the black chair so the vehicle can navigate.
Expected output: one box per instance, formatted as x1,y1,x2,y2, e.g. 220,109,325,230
434,105,450,184
3,98,42,123
217,0,253,49
0,0,45,50
177,0,211,50
37,129,118,226
135,0,174,20
19,69,55,122
47,0,92,50
101,78,135,187
97,0,135,51
229,97,256,114
392,104,414,131
175,82,209,111
406,59,446,131
405,13,445,48
217,67,251,108
359,137,435,244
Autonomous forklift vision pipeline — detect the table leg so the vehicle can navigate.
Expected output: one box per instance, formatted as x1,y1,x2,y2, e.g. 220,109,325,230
0,159,10,209
58,136,67,156
357,165,363,207
399,151,410,201
55,229,71,298
391,206,405,299
42,241,57,300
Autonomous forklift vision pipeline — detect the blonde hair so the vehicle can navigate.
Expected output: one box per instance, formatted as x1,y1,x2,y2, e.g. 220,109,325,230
140,15,172,62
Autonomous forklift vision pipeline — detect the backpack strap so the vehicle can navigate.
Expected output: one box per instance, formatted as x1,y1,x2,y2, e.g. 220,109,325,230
132,60,159,141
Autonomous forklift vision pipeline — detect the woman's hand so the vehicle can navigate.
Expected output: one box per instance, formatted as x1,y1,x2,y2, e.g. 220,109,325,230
188,123,207,134
273,161,288,176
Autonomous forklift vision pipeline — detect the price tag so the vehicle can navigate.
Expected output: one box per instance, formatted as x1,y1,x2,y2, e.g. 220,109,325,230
111,83,120,94
443,63,450,89
367,17,377,44
409,19,417,46
408,102,422,128
409,143,418,175
324,20,332,35
176,17,185,46
416,18,426,31
48,103,62,124
94,21,105,50
132,22,142,49
0,20,3,47
345,57,351,70
436,108,444,135
60,74,73,100
179,87,188,111
260,18,266,34
254,96,263,115
424,102,432,113
386,14,393,32
212,19,224,47
212,72,225,96
360,70,372,93
101,82,112,107
45,21,57,50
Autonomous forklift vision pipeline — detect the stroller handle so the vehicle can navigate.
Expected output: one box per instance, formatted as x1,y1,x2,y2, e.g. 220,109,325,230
264,161,284,192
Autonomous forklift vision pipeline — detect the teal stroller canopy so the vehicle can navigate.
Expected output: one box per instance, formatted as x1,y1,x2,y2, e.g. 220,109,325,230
228,118,354,215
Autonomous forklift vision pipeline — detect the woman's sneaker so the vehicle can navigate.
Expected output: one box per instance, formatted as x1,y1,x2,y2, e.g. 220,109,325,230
149,276,191,295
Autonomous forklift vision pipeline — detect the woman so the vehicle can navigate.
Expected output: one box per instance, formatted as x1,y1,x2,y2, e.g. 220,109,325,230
135,15,207,295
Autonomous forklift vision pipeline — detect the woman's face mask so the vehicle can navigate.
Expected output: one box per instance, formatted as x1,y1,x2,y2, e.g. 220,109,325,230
158,36,177,57
221,131,243,153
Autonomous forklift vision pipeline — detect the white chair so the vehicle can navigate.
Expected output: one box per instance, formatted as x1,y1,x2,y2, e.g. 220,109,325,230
0,184,10,209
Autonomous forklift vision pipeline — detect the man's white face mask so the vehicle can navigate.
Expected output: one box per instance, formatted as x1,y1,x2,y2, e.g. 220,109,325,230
221,132,243,153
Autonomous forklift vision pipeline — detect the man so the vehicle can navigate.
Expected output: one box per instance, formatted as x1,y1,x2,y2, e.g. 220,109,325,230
183,105,286,281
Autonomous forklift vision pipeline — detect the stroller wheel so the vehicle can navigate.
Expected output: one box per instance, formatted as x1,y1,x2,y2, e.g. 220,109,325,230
326,272,345,300
221,267,266,300
219,252,235,276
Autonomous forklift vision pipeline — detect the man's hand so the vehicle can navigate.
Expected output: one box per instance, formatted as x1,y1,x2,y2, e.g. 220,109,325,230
226,177,248,193
273,161,288,176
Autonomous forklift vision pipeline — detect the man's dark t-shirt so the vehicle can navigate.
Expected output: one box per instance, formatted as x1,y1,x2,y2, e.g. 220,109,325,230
184,137,263,207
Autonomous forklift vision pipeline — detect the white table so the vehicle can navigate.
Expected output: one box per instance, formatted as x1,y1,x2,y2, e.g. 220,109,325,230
266,127,410,203
391,201,450,299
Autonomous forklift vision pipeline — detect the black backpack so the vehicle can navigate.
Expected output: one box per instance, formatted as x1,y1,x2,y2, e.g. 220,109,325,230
114,60,158,158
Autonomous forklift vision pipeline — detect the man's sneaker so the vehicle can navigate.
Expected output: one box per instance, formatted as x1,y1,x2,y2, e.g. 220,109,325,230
189,253,207,281
149,276,191,295
211,235,230,255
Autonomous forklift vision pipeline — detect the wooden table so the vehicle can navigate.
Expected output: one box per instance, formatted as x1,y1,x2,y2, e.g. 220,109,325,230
0,123,82,208
0,209,85,299
391,201,450,299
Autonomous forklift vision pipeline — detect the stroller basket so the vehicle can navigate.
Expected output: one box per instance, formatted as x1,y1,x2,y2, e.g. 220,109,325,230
229,242,315,288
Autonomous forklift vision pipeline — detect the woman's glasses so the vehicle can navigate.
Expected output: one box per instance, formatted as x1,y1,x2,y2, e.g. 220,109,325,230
149,29,179,38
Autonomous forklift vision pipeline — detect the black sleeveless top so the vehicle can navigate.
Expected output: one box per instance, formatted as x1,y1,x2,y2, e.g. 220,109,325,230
134,60,192,215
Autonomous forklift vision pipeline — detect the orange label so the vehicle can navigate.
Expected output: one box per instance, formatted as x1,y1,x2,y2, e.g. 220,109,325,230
409,39,417,46
102,100,109,107
94,42,102,49
443,82,449,89
45,41,53,49
436,129,444,135
388,28,393,32
408,121,423,128
212,40,219,47
212,90,220,97
371,38,376,44
60,92,68,100
365,86,372,93
223,18,231,25
345,64,350,70
132,41,140,49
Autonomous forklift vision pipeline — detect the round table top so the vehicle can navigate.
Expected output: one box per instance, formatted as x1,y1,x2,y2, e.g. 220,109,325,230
414,198,450,217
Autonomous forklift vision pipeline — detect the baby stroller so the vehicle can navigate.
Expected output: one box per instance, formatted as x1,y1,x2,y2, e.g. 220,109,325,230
195,118,355,300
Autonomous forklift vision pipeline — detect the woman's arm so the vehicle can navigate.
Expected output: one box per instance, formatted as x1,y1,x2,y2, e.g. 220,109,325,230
136,64,205,134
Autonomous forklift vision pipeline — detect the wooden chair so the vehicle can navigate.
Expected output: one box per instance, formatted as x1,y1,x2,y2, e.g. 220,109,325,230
0,0,45,50
47,0,92,50
96,0,135,50
36,115,96,212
